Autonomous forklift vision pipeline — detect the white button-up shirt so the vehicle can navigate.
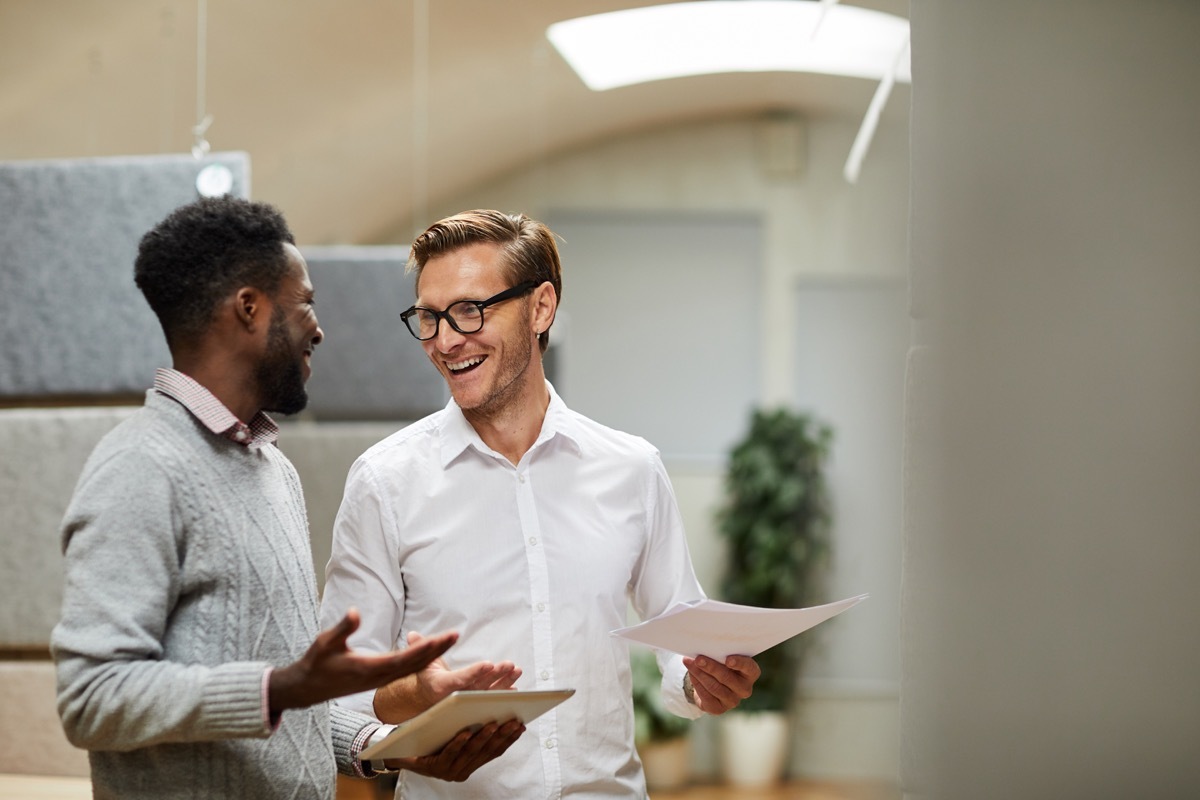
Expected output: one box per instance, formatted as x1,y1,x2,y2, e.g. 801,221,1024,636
319,383,705,799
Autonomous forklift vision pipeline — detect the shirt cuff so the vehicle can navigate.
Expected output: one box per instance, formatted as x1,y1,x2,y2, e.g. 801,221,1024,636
352,722,398,778
661,654,705,720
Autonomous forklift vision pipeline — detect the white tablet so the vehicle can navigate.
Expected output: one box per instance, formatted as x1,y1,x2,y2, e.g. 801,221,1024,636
358,688,576,760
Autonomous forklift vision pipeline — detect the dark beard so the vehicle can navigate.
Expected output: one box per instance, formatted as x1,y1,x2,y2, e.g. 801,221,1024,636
257,309,309,416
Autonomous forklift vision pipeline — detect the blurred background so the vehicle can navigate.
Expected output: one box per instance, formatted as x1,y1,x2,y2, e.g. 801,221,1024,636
0,2,911,795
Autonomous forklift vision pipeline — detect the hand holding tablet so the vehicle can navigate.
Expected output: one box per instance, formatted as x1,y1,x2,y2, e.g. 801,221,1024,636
359,688,576,760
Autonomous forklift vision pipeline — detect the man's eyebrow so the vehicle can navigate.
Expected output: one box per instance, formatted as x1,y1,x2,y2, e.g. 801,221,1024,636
414,294,473,309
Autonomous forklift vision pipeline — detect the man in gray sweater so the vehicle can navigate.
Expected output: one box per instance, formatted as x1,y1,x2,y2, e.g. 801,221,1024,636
50,197,521,799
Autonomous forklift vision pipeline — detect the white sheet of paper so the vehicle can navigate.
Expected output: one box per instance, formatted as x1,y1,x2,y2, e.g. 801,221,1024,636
610,593,868,661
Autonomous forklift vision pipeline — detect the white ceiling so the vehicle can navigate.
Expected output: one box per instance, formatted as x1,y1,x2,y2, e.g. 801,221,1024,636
0,0,910,244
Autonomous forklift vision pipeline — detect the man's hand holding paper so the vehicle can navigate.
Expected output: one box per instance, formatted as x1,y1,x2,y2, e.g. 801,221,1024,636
683,653,761,715
613,594,869,714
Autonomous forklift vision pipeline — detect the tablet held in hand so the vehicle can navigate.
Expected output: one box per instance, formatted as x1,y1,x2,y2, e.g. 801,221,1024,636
359,689,576,760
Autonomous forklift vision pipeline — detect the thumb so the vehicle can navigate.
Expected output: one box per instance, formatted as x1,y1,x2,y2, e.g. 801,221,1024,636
407,630,425,646
328,608,360,647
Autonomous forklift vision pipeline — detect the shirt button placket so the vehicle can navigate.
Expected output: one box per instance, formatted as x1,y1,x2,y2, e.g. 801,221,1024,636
514,466,560,793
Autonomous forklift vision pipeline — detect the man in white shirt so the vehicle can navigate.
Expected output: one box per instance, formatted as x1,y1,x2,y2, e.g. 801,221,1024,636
319,209,761,798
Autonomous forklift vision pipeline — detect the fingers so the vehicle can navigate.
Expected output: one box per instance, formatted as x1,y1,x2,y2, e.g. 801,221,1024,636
394,720,525,782
395,630,458,674
310,608,361,655
488,663,522,691
726,654,762,682
683,654,759,715
364,631,460,687
450,660,522,691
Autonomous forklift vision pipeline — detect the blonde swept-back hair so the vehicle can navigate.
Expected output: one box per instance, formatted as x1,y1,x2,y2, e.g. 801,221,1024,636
406,209,562,353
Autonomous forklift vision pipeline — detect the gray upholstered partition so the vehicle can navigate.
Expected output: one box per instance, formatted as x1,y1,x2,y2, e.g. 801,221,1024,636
0,408,134,646
301,246,447,420
0,152,249,398
0,407,409,646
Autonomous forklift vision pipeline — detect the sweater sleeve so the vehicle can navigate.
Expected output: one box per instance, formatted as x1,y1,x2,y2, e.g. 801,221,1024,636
329,704,386,776
51,448,273,750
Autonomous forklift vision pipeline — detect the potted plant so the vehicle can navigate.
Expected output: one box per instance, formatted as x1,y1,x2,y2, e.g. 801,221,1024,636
715,407,833,786
631,648,693,792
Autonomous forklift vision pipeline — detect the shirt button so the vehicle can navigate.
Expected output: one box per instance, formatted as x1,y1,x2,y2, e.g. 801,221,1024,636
536,602,545,612
540,670,550,681
518,474,526,483
544,739,557,750
234,430,248,442
528,536,537,546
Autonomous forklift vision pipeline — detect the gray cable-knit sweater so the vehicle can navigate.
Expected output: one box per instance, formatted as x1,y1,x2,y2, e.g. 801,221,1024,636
51,391,377,799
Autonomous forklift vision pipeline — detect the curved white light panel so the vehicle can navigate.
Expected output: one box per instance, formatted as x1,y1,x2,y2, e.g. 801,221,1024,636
547,1,911,91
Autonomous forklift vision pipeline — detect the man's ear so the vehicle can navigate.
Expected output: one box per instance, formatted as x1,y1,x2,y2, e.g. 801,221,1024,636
233,287,264,332
531,282,557,336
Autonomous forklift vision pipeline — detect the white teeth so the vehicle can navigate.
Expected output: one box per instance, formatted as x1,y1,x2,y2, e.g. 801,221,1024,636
447,356,484,372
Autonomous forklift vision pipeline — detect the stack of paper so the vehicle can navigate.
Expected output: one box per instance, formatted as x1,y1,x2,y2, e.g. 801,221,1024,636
610,594,868,660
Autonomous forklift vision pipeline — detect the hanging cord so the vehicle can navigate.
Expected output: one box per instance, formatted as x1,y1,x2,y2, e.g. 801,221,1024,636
411,0,429,237
192,0,212,158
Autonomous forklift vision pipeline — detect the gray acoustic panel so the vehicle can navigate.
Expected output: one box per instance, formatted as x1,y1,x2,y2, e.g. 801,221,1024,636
275,419,409,592
0,404,406,647
0,406,135,647
301,246,448,420
0,152,249,398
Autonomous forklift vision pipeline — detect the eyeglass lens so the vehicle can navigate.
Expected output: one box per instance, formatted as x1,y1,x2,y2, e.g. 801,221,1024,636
412,301,484,339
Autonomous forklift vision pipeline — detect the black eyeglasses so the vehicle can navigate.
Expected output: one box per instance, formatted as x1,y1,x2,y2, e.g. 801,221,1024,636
401,280,540,341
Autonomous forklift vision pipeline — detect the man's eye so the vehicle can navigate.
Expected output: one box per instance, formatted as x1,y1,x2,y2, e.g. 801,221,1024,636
453,304,483,321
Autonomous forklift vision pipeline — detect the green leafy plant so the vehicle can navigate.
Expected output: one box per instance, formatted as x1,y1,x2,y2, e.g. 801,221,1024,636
631,649,692,746
717,407,833,712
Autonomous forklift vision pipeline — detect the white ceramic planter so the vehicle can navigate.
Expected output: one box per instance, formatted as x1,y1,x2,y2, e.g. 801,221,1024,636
718,710,789,787
640,736,691,792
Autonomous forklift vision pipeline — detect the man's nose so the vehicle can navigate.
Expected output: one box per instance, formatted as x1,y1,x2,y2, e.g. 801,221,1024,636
312,324,325,347
434,318,465,350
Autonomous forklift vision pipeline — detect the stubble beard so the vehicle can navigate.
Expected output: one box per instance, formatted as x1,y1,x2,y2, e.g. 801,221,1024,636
457,320,535,421
257,308,309,416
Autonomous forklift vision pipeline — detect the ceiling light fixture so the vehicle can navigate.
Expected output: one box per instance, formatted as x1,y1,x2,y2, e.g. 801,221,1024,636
546,1,910,92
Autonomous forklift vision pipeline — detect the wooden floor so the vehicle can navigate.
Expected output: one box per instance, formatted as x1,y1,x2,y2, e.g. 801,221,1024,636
650,781,899,800
0,773,896,800
337,775,899,800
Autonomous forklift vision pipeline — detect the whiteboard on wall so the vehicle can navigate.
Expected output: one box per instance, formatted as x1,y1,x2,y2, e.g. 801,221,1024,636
547,211,762,463
793,279,909,687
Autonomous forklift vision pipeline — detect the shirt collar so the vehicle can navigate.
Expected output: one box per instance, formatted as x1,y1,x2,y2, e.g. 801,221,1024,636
153,368,279,448
438,381,584,469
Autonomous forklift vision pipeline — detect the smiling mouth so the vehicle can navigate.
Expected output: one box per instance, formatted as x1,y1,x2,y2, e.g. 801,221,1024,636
446,355,485,374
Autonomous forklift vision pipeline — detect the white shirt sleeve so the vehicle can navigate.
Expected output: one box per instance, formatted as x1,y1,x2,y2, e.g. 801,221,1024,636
630,451,706,720
319,457,407,717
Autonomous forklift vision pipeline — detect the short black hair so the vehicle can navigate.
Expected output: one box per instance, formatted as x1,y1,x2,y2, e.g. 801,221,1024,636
134,196,296,349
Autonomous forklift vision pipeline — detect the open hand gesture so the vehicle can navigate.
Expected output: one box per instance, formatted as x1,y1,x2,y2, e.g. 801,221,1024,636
269,608,457,713
373,630,522,723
